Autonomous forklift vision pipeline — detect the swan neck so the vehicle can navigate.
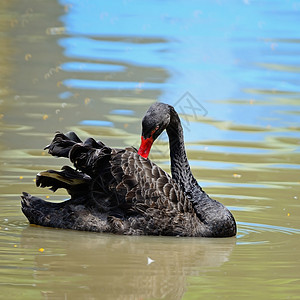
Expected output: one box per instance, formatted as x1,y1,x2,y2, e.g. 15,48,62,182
166,110,197,192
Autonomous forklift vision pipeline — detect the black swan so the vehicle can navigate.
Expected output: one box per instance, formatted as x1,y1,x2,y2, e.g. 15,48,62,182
21,103,236,237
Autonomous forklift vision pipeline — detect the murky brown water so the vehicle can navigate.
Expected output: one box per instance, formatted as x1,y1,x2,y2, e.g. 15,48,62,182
0,0,299,299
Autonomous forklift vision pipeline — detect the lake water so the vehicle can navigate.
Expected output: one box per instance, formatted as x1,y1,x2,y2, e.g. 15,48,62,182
0,0,299,299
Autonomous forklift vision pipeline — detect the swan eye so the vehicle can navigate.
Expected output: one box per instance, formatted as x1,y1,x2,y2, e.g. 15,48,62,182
150,126,159,136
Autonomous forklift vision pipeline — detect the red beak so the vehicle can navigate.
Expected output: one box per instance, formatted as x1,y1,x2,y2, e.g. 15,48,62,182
138,136,154,159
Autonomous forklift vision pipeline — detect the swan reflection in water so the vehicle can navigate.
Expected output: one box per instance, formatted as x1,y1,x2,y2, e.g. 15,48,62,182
20,226,236,300
21,103,236,237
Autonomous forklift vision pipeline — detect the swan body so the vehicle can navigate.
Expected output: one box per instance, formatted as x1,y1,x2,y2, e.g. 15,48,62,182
21,103,236,237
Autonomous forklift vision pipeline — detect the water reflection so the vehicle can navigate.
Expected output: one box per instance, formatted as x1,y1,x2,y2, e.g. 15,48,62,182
1,0,300,298
19,226,235,300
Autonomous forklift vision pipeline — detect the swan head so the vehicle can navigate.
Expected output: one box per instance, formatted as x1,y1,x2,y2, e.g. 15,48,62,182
138,102,171,159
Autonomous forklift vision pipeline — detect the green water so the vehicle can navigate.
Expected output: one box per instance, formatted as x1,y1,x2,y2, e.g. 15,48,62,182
0,0,299,299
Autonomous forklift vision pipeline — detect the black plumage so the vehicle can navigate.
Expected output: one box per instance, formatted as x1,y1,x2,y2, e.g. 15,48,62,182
21,103,236,237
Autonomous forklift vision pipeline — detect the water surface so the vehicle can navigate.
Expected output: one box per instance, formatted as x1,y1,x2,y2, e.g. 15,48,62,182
0,0,299,299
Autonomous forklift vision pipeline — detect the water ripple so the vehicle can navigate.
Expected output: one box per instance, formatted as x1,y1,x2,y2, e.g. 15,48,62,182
237,221,300,240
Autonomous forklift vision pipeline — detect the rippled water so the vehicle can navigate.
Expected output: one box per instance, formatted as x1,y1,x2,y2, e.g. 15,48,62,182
0,0,299,299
